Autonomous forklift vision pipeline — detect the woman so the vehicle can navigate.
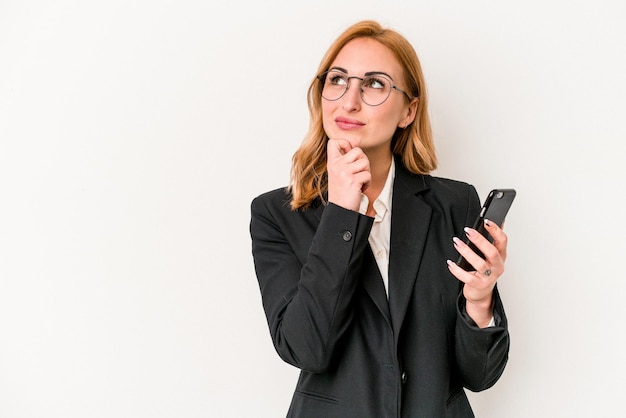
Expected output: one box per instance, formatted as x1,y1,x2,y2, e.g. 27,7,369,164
250,20,510,417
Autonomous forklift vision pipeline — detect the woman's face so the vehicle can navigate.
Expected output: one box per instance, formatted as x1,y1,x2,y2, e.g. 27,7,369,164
321,37,417,157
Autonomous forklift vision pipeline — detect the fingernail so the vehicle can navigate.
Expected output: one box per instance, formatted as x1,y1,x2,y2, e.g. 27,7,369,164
446,259,455,267
464,227,473,237
484,219,492,227
453,237,462,246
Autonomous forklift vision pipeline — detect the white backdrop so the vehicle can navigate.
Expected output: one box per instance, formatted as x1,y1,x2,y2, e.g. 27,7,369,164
1,1,625,417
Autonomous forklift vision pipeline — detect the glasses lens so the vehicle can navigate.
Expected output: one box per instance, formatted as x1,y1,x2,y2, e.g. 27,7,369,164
319,71,394,105
361,75,391,106
321,71,348,101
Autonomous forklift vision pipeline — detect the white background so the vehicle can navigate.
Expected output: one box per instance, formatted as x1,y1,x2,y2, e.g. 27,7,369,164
1,0,625,417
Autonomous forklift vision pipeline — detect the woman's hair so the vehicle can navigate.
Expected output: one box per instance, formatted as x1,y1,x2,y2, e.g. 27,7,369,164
289,20,437,210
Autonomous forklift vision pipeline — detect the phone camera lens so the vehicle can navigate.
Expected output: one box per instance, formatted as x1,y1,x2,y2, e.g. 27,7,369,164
495,191,504,199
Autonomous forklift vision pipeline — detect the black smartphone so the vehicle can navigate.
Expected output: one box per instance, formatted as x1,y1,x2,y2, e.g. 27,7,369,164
457,189,516,271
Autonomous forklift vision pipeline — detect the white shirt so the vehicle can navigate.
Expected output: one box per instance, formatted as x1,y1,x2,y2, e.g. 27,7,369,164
359,159,395,297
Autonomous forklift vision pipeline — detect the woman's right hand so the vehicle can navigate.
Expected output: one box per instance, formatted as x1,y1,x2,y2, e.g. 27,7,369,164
326,138,371,212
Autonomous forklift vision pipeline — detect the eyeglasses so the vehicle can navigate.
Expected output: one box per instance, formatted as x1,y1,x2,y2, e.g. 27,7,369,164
317,69,414,106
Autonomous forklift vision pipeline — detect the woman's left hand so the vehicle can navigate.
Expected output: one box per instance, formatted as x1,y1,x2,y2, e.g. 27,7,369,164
447,219,508,327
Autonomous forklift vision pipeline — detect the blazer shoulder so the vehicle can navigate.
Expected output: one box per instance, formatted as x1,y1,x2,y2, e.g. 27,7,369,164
251,186,327,216
424,176,479,204
250,187,293,239
428,175,474,192
252,186,291,209
250,187,315,224
252,186,306,218
394,158,476,201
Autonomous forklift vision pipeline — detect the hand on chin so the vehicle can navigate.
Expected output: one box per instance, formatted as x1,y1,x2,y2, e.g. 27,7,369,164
328,132,361,149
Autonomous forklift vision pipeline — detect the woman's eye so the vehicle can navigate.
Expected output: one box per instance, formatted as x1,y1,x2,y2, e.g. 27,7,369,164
329,75,348,86
363,77,386,90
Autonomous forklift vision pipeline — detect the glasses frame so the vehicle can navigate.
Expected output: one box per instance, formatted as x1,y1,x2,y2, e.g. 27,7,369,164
317,70,415,106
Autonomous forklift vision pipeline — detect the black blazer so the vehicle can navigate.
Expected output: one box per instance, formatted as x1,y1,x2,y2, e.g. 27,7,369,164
250,159,509,417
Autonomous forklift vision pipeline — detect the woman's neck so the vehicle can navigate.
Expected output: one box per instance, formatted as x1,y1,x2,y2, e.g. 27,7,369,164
363,149,393,204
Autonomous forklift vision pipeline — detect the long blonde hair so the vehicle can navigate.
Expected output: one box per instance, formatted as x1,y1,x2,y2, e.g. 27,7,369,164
289,20,437,210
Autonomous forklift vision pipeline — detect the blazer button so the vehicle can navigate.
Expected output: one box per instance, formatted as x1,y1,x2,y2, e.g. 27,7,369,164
342,231,353,242
401,371,408,384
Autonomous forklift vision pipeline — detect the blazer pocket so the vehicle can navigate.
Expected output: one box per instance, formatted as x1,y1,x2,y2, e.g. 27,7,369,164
294,389,340,405
446,387,463,406
445,388,474,417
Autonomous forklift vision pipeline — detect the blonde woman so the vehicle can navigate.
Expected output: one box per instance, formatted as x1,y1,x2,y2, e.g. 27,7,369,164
250,20,510,417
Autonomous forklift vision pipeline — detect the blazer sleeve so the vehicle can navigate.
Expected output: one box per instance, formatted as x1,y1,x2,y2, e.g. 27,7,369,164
454,287,510,392
250,196,374,373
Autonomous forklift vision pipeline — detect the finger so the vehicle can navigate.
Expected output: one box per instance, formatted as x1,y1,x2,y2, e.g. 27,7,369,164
340,153,370,192
446,260,493,295
446,259,474,285
484,219,508,259
330,146,370,177
346,149,370,171
447,259,497,303
327,138,352,160
354,170,371,193
452,236,491,274
328,150,369,178
464,227,501,262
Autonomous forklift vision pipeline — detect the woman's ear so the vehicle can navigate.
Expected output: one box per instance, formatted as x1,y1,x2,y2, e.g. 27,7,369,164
399,97,419,128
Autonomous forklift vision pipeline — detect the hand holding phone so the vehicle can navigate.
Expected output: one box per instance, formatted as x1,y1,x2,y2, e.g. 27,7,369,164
457,189,516,271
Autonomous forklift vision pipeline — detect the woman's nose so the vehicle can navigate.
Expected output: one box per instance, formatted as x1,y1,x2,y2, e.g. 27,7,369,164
341,80,362,111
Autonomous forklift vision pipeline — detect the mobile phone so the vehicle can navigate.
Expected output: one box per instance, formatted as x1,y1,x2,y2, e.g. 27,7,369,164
457,189,516,271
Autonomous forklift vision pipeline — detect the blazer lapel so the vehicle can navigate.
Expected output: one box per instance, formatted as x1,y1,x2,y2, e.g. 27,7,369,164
388,162,431,338
361,245,392,326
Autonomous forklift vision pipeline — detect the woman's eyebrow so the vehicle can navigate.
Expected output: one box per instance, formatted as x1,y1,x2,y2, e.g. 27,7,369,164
329,67,395,81
364,71,394,80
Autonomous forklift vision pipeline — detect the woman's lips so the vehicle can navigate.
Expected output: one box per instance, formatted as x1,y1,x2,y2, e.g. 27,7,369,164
335,117,365,130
